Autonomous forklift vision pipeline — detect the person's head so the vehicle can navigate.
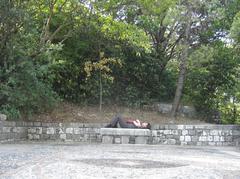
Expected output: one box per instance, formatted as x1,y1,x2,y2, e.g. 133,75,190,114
142,122,151,129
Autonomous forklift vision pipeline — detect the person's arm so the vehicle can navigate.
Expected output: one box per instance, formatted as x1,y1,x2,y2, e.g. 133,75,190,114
132,119,141,127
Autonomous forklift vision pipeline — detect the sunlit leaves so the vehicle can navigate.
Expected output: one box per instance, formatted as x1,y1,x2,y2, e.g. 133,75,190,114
230,11,240,43
84,57,122,82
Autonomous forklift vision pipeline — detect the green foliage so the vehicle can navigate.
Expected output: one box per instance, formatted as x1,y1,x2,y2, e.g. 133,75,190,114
0,0,239,124
0,0,59,119
185,44,240,123
0,61,58,119
230,11,240,43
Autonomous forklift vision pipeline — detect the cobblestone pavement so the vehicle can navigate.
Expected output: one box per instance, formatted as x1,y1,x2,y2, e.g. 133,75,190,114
0,142,240,179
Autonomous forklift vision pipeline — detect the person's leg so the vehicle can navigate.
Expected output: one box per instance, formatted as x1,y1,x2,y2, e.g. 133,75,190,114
108,115,121,128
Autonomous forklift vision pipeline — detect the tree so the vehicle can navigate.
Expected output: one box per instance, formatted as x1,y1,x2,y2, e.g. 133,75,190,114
170,0,192,118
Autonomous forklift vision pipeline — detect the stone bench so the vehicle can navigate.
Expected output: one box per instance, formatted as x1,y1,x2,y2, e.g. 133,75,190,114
100,128,151,144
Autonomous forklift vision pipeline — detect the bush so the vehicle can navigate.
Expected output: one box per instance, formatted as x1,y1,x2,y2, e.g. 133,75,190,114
0,61,58,120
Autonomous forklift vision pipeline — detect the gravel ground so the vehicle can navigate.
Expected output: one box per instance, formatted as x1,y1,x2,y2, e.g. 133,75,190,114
0,142,240,179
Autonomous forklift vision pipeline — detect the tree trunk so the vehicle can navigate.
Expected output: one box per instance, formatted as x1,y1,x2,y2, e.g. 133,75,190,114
171,3,191,118
99,70,103,112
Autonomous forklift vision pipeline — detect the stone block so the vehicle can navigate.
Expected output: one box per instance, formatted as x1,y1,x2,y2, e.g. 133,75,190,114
188,130,196,136
214,136,220,142
181,142,188,145
228,130,233,135
171,130,179,135
3,121,16,127
0,114,7,121
233,130,240,136
222,142,234,146
33,134,40,140
185,136,191,142
28,128,35,134
187,141,197,145
46,128,55,135
208,142,216,146
73,128,81,134
168,125,178,130
167,139,176,145
102,136,113,144
179,136,184,141
210,130,220,136
50,134,60,140
42,128,47,134
199,136,207,142
47,123,59,127
196,130,203,136
55,128,61,134
158,130,164,134
191,136,198,142
220,136,225,142
166,135,173,139
180,106,196,117
225,136,233,142
60,134,66,140
66,134,74,140
15,121,23,127
33,122,42,127
66,128,73,134
216,142,223,146
3,127,11,133
114,137,121,144
158,125,166,130
182,130,188,135
152,137,160,144
121,136,130,144
28,134,33,140
12,127,20,133
129,136,135,144
152,124,160,130
135,136,148,144
185,125,194,130
151,130,158,136
25,122,32,127
36,127,42,134
202,130,208,136
207,136,213,142
42,134,50,140
148,136,153,144
59,128,65,134
177,125,184,130
163,130,171,135
156,103,172,114
71,134,81,141
195,125,204,129
83,134,89,142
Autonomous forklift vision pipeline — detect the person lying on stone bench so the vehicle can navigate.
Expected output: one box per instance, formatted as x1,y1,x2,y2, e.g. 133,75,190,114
105,115,151,129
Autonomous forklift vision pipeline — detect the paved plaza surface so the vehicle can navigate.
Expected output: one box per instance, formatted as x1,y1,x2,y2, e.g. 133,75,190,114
0,142,240,179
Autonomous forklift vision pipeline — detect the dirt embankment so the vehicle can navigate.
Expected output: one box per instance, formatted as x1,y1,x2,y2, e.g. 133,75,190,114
30,102,206,125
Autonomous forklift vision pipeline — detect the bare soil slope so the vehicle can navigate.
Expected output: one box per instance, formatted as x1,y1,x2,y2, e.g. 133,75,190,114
30,102,206,125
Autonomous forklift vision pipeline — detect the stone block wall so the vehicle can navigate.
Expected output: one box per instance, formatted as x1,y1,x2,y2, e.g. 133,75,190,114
27,122,104,143
0,121,240,146
0,121,28,143
151,124,240,146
